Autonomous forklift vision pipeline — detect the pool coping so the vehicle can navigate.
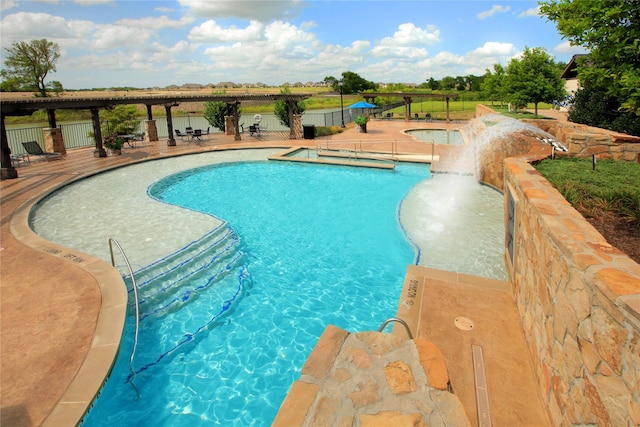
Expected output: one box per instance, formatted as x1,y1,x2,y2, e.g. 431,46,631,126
10,173,129,427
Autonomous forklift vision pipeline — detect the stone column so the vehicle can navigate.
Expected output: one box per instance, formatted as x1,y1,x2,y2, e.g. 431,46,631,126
144,120,158,142
290,114,302,139
44,127,66,155
224,116,235,136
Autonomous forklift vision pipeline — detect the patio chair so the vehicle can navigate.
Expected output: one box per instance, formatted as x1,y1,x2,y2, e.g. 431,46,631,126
192,129,203,142
135,132,146,146
175,130,188,141
21,141,63,161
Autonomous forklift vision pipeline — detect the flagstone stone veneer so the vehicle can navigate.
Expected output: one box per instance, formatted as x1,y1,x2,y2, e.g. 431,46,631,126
504,157,640,426
475,105,640,425
273,325,470,426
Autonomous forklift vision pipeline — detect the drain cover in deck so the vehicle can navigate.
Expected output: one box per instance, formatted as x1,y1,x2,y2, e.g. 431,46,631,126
454,316,474,331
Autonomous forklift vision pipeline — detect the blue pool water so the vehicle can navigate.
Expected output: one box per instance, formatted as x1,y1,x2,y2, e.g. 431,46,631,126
82,161,431,426
405,129,464,144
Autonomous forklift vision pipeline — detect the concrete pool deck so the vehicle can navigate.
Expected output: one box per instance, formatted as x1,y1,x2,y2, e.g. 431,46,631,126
1,119,547,426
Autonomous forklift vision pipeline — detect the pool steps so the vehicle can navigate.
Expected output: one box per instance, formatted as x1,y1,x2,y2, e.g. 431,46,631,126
127,224,244,320
121,224,249,379
269,146,439,168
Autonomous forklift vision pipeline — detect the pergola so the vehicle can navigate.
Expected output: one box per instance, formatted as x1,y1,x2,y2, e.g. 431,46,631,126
359,92,458,122
1,93,311,179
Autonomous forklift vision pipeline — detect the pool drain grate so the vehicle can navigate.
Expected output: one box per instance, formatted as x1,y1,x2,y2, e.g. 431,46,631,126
472,344,493,427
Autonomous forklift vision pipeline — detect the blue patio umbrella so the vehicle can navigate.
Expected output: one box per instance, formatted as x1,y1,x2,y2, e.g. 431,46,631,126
347,100,377,109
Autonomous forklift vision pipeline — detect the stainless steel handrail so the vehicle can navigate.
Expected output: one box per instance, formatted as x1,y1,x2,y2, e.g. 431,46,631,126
377,317,413,340
108,238,140,400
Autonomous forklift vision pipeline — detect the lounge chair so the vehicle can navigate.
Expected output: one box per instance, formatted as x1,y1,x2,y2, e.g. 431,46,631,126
21,141,63,161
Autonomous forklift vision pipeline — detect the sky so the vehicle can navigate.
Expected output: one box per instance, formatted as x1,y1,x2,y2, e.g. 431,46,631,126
0,0,587,89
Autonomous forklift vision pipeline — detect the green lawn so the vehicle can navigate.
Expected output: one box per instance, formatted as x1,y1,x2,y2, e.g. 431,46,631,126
534,157,640,224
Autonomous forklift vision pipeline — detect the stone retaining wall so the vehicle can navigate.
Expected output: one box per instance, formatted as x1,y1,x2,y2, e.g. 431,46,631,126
523,119,640,162
504,159,640,426
473,105,640,425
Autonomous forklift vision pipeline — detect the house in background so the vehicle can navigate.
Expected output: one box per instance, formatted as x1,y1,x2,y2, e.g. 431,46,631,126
560,54,588,94
558,54,588,111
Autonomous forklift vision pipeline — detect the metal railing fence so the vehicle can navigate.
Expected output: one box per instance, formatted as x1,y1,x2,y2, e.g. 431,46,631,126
5,127,45,155
4,110,362,153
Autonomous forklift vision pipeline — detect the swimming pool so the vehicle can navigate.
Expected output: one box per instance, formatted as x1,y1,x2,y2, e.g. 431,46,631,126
61,160,430,425
405,129,464,145
30,149,505,425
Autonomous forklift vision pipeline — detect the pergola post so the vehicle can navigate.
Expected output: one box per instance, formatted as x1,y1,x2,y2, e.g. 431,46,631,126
446,97,451,123
233,102,241,141
404,97,412,122
91,108,106,158
165,105,176,146
288,100,301,139
47,109,57,128
0,114,18,180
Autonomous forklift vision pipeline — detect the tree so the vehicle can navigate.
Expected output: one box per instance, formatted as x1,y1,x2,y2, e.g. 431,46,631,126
204,101,238,132
338,71,377,94
2,39,61,97
323,75,338,90
465,75,483,92
540,0,640,115
505,47,566,117
481,64,507,106
569,86,640,136
274,87,306,128
425,77,440,90
440,76,456,90
101,105,139,135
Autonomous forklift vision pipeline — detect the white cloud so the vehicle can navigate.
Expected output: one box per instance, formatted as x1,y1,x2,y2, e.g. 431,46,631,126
386,23,440,46
178,0,304,22
553,40,589,55
369,23,438,59
0,12,77,45
264,21,318,53
116,15,196,30
467,41,517,57
91,24,152,51
0,0,18,12
477,5,511,20
189,20,264,42
518,6,540,18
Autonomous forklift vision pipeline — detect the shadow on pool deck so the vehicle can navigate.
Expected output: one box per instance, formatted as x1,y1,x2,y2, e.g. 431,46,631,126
1,118,547,426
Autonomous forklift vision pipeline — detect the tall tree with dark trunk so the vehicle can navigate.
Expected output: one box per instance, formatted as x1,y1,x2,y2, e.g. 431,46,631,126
2,39,61,97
